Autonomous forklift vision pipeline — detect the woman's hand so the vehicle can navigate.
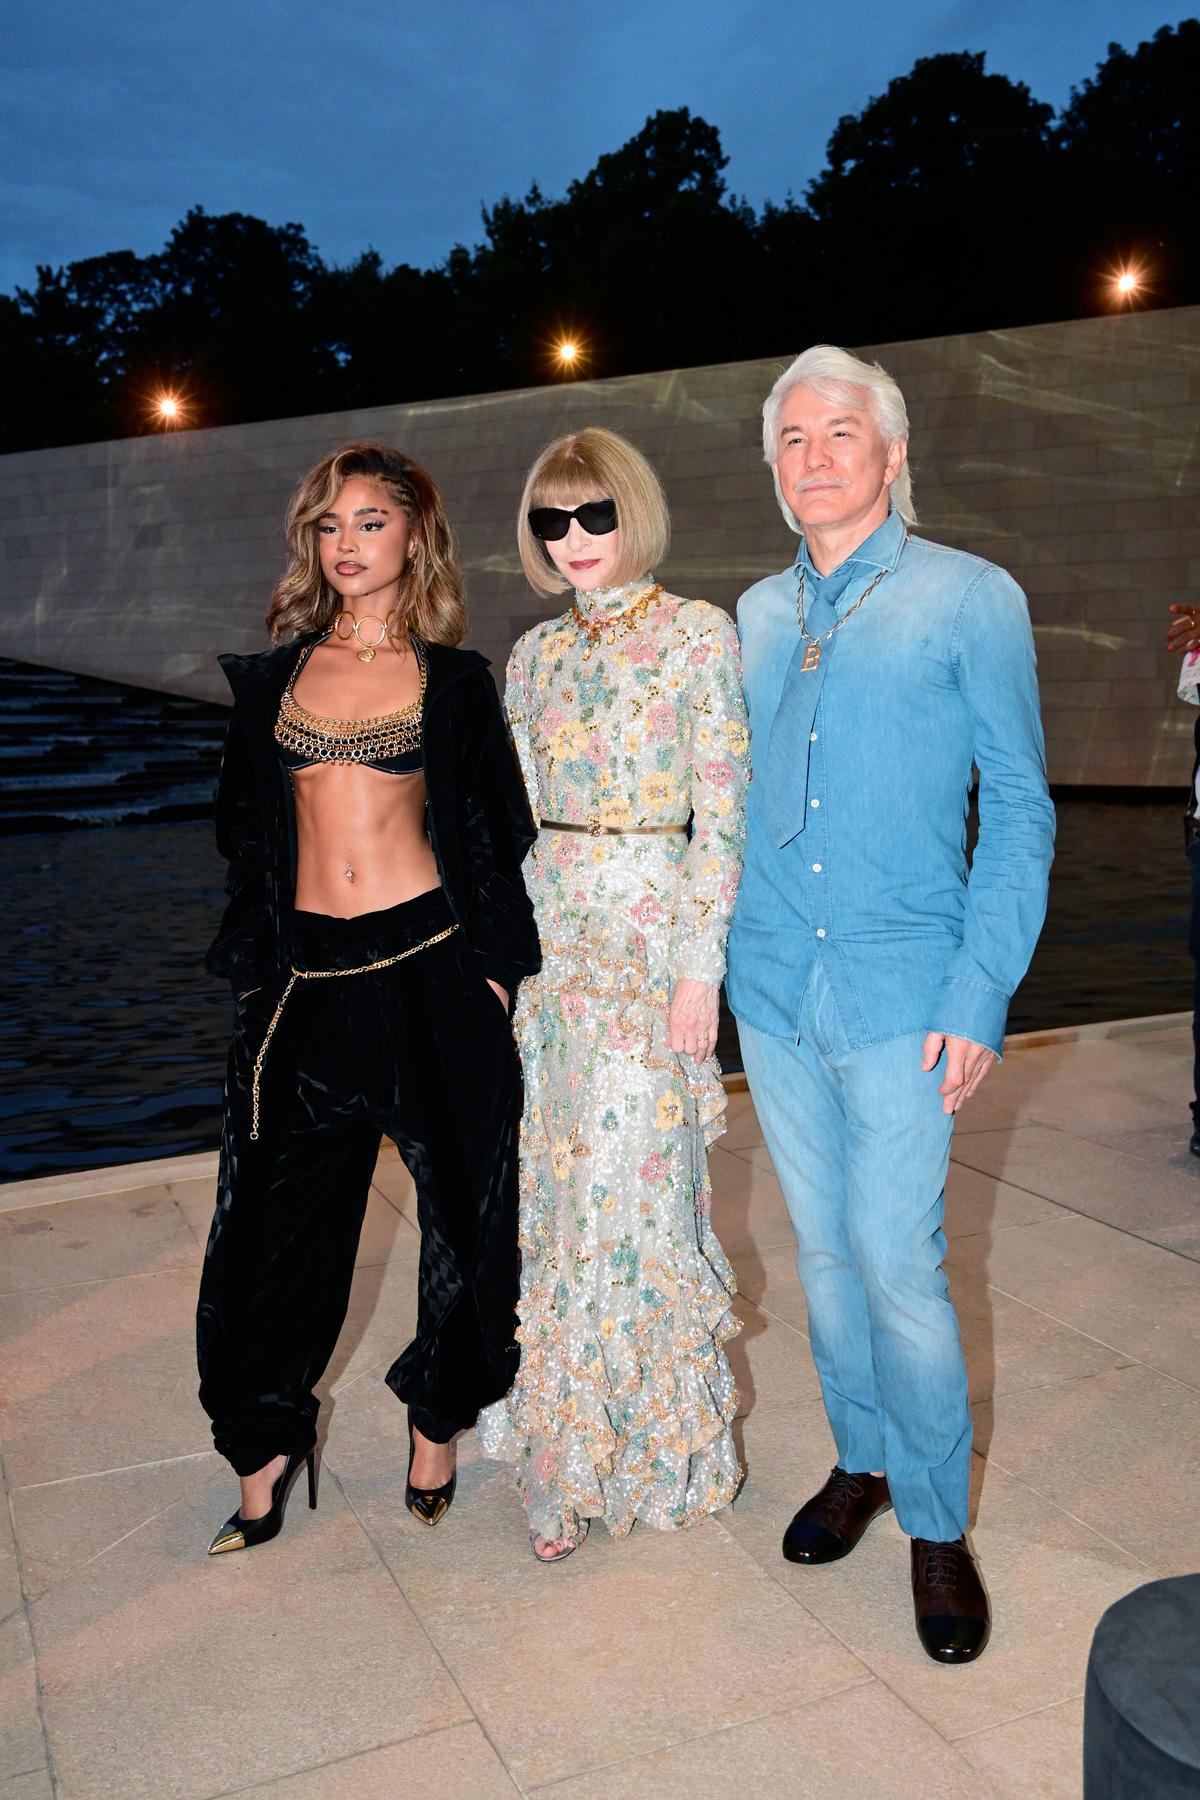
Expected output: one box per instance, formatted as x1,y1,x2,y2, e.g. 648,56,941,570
667,978,719,1061
1167,604,1200,654
486,979,510,1011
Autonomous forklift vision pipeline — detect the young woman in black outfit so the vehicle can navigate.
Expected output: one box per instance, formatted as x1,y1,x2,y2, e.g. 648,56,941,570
197,441,540,1553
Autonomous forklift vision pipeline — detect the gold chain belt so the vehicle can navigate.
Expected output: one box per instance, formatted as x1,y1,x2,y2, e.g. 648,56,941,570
248,923,458,1140
539,818,689,838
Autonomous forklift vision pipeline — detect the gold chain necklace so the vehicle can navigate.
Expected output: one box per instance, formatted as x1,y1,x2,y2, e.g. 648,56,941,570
795,532,909,671
570,583,664,662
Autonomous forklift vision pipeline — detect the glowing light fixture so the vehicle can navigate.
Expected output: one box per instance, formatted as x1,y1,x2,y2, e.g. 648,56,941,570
546,333,587,379
149,390,189,429
1115,271,1139,295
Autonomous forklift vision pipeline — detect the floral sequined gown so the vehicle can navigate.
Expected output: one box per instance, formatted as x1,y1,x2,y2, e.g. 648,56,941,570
477,578,751,1541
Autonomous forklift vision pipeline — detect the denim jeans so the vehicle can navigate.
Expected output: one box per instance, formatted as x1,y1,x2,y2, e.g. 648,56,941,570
737,959,972,1541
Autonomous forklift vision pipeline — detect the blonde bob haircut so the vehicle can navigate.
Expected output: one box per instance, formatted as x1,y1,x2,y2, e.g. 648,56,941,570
266,442,466,646
516,427,671,598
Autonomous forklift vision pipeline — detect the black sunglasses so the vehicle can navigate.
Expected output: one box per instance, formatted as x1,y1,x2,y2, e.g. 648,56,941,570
527,499,618,542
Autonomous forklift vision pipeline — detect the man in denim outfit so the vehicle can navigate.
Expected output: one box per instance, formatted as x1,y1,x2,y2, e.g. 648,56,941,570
727,344,1055,1662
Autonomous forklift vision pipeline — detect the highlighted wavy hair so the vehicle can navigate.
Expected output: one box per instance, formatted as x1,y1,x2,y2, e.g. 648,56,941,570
265,442,466,646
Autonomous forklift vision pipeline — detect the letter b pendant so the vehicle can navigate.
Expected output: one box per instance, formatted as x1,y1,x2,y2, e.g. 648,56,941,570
801,642,821,672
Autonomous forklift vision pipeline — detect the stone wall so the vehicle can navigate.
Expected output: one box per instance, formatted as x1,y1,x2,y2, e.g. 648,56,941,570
1,305,1196,785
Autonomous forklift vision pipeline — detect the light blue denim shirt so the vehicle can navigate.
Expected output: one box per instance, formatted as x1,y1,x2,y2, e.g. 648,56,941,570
726,507,1055,1056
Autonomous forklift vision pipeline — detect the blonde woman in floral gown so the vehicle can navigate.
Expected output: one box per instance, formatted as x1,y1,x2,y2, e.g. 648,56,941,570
477,428,751,1560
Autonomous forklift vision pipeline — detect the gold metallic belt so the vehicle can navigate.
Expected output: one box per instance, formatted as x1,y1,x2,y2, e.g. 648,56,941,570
539,818,689,837
248,923,458,1140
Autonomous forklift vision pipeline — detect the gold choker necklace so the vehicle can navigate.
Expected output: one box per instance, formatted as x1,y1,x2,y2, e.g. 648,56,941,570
334,611,393,664
570,583,664,661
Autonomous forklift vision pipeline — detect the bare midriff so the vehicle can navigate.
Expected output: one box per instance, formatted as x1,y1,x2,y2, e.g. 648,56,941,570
291,764,440,916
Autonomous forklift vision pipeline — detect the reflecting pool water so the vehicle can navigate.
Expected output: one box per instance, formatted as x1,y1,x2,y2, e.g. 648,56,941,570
0,660,1191,1180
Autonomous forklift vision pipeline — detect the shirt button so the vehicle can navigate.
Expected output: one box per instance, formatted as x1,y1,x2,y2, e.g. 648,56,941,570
812,863,822,872
810,731,818,742
810,797,820,808
816,928,826,938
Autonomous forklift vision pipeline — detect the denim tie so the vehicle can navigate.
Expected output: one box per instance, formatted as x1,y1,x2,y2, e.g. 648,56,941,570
759,582,838,847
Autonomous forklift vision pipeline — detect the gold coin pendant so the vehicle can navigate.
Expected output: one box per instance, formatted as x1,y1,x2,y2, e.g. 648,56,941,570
357,647,376,663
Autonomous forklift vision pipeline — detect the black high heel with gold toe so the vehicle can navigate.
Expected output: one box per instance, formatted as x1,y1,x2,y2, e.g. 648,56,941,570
207,1447,318,1555
406,1411,456,1526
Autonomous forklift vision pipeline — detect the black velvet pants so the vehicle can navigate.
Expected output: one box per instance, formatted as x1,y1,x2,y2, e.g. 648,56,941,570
1189,834,1200,1120
196,887,522,1476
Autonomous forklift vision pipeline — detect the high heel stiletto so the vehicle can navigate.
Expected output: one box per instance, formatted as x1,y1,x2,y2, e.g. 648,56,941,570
406,1411,456,1526
207,1447,318,1555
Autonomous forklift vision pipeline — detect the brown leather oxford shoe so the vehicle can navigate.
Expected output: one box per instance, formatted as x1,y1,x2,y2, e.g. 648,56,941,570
782,1466,893,1564
911,1535,992,1663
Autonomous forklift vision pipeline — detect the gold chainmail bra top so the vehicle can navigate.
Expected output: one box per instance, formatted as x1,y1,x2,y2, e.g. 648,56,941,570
275,638,425,773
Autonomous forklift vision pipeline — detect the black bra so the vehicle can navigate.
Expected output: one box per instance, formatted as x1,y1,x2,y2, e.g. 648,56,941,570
274,640,424,774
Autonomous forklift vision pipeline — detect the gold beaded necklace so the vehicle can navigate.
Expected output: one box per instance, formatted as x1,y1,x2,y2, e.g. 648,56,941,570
570,582,665,662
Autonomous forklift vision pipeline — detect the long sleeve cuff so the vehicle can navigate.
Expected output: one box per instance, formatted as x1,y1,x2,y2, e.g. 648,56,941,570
670,941,727,986
929,976,1011,1060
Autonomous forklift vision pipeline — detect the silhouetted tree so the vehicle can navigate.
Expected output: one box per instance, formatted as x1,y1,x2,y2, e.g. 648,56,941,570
805,51,1062,342
1056,20,1200,307
3,28,1196,455
111,207,337,431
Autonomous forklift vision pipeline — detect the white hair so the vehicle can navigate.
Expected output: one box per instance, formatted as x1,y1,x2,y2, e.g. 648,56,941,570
761,344,916,531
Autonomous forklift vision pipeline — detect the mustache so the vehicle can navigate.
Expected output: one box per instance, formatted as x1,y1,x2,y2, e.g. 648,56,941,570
793,476,848,491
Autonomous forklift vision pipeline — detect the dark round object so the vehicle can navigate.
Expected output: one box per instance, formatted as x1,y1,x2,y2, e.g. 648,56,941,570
1084,1575,1200,1798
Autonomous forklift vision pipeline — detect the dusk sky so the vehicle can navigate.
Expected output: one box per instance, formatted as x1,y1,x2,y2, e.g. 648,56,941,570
2,0,1184,297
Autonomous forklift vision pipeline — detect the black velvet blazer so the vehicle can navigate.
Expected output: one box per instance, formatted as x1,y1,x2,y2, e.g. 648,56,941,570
204,632,541,998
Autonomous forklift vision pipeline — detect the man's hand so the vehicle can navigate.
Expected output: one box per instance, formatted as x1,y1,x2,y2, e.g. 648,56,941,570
1167,603,1200,654
922,1032,997,1114
668,978,719,1061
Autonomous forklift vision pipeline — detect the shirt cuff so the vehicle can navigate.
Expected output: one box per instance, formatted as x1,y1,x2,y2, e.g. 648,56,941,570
929,977,1010,1060
670,943,727,986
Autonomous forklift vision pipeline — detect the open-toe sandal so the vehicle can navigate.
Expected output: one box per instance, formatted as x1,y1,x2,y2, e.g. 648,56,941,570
530,1519,590,1564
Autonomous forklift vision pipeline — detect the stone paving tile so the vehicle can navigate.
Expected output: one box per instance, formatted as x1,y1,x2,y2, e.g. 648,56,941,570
721,1400,1146,1744
162,1175,217,1246
0,1153,217,1214
717,1089,764,1152
320,1370,422,1487
367,1141,417,1225
948,1038,1188,1142
223,1723,519,1798
707,1145,796,1261
11,1451,219,1601
733,1239,808,1332
537,1680,994,1798
0,1768,54,1798
0,1189,197,1293
945,1212,1200,1389
725,1296,823,1422
973,1362,1200,1574
956,1697,1085,1799
950,1123,1200,1240
0,1269,208,1488
954,1286,1132,1406
0,1607,44,1782
942,1161,1067,1239
324,1232,420,1397
30,1473,469,1800
343,1463,869,1792
4,1034,1196,1794
1,1479,23,1621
